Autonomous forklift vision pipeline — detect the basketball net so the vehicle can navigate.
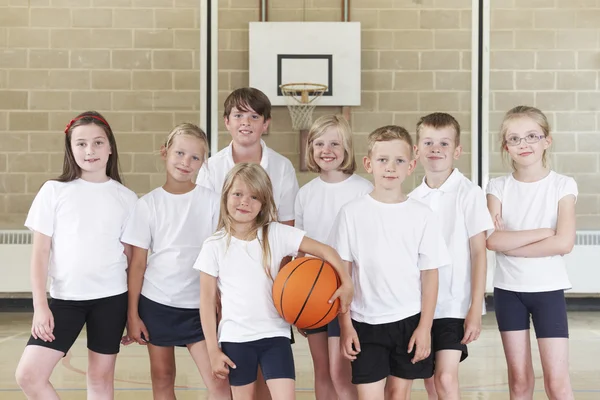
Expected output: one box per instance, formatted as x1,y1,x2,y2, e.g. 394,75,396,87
280,83,327,130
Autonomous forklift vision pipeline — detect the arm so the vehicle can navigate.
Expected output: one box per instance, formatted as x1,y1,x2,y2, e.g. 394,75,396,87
408,268,438,363
297,236,354,313
200,272,235,379
337,260,361,361
30,231,55,342
279,219,295,266
125,246,150,345
504,195,576,258
486,194,554,252
462,232,487,344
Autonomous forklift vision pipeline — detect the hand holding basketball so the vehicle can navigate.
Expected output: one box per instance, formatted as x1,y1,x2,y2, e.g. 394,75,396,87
328,281,353,314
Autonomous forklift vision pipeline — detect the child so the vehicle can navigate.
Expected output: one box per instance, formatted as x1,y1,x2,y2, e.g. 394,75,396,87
295,114,372,400
330,125,451,400
197,86,299,399
15,111,138,399
120,123,231,399
196,163,354,400
197,87,299,226
409,113,493,400
486,106,577,400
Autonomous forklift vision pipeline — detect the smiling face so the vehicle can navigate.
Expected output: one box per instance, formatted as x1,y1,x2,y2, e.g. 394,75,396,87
224,106,270,148
415,125,462,174
163,134,206,183
364,139,416,191
311,126,346,172
226,177,263,225
70,124,111,179
503,117,551,169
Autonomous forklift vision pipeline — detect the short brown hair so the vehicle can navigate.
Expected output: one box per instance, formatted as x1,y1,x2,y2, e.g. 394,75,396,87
223,87,271,120
306,114,356,174
367,125,413,156
416,112,461,145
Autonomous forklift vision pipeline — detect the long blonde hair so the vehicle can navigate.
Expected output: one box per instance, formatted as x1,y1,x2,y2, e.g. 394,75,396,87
217,163,278,278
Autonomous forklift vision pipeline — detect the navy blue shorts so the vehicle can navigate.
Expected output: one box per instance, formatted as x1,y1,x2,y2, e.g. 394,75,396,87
351,313,434,384
431,318,468,362
27,292,128,355
138,295,205,347
304,317,341,337
494,288,569,339
221,337,295,386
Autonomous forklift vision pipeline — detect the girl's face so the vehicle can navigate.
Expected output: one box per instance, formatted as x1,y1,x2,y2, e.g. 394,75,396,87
504,117,551,169
163,135,205,183
227,178,262,225
312,127,346,172
71,124,111,177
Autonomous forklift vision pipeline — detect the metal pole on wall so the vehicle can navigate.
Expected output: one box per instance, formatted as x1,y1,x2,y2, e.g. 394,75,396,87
200,0,220,156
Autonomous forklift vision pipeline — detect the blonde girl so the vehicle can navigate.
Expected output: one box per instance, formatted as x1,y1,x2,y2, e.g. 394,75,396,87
121,123,230,399
196,163,354,400
486,106,577,400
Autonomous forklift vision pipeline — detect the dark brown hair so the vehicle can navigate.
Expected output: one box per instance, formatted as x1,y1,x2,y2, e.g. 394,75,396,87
416,112,461,145
57,111,122,183
223,87,272,120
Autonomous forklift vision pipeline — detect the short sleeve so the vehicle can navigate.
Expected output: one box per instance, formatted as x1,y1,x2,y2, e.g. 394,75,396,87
210,194,220,233
24,181,57,237
464,187,495,238
558,176,578,203
294,191,304,230
418,212,451,271
277,163,299,222
196,162,214,192
485,177,504,201
121,199,152,249
121,190,139,236
328,207,353,263
194,238,220,276
271,223,305,260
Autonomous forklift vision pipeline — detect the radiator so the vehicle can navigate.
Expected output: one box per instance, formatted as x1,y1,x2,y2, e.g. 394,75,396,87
1,230,599,296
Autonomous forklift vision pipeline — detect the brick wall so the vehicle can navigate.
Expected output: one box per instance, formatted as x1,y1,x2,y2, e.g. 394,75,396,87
489,0,600,229
0,0,201,228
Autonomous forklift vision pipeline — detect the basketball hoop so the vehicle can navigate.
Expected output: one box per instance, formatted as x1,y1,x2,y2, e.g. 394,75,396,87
280,83,327,130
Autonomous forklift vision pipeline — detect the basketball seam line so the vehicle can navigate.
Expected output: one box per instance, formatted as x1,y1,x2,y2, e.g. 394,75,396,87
293,259,325,326
304,270,341,329
279,258,312,322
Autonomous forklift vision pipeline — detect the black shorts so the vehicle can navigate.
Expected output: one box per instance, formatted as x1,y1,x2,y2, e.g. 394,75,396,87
27,292,128,355
431,318,468,362
138,295,205,347
221,337,295,387
351,313,434,384
494,288,569,338
304,317,341,338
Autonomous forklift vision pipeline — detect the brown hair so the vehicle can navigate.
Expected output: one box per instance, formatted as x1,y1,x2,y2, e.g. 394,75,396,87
216,163,278,279
416,112,461,145
367,125,413,157
305,114,356,174
57,111,122,183
500,105,551,170
223,87,272,121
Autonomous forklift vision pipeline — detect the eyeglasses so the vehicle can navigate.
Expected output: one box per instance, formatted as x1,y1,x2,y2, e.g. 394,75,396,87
505,133,545,147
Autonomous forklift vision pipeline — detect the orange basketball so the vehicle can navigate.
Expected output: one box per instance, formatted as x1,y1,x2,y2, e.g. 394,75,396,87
272,257,341,330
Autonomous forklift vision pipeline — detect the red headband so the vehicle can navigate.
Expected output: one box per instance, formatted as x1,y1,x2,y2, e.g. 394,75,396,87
64,115,109,134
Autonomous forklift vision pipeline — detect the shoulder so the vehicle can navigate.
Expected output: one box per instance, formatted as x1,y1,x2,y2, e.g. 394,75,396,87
339,194,370,214
405,197,434,215
457,174,486,199
550,171,576,186
194,185,220,201
348,174,374,190
111,180,139,203
297,177,320,196
205,147,230,167
408,181,428,200
266,147,295,172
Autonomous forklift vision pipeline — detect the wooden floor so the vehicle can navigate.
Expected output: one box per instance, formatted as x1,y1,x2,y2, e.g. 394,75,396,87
1,312,599,399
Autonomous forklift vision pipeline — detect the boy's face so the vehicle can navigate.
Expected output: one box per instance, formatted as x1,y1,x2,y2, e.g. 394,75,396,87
363,139,416,191
415,126,461,174
224,106,270,147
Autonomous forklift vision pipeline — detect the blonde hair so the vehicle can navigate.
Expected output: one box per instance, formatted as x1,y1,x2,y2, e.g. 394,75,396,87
500,106,551,170
163,123,209,162
367,125,413,157
305,114,356,174
416,112,461,145
217,163,278,279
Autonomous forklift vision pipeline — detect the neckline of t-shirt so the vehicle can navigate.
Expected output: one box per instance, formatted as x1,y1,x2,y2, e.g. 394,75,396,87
509,170,554,185
75,178,113,186
226,140,269,169
366,193,411,207
317,174,355,186
159,185,198,197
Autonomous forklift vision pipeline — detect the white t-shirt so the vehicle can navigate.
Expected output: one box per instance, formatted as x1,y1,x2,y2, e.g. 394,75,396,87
486,171,578,292
121,185,220,309
329,195,451,325
195,222,306,343
196,140,299,222
24,179,138,301
295,174,373,245
410,169,494,319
